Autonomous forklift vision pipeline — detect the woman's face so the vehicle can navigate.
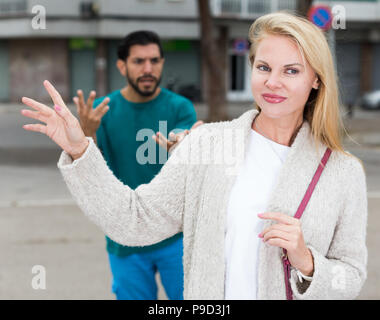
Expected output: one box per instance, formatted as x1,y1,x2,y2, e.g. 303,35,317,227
251,35,319,120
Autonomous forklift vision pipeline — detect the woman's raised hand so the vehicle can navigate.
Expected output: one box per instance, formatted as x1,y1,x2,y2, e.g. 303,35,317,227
21,80,89,160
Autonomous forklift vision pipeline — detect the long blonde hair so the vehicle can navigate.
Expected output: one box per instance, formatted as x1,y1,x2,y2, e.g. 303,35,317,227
248,12,347,154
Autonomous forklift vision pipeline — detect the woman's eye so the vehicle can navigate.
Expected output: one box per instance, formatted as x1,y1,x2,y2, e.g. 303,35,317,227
286,68,299,75
257,65,269,72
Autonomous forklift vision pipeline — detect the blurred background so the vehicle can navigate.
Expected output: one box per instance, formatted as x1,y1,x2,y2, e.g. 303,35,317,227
0,0,379,300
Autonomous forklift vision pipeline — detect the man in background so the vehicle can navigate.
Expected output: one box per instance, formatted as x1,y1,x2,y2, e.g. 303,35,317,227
73,31,198,300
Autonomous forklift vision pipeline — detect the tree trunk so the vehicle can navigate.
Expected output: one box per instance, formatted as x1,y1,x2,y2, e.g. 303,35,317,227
197,0,229,122
297,0,314,17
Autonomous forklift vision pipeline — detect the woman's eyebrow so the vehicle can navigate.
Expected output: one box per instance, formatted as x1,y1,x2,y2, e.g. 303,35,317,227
284,63,304,68
256,60,304,68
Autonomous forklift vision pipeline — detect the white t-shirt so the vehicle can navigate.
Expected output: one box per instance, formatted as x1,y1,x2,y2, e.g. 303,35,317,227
224,128,290,300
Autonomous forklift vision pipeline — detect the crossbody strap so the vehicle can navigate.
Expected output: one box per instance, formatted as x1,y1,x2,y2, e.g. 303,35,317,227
294,147,332,219
283,147,332,300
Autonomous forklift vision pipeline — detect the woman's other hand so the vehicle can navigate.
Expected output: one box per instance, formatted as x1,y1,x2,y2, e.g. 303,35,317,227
258,211,314,276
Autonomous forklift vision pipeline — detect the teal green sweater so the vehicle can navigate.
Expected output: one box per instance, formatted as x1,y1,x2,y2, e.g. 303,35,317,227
94,88,197,256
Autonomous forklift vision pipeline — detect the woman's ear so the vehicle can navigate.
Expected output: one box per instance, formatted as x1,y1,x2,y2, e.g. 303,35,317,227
116,59,127,77
312,76,320,90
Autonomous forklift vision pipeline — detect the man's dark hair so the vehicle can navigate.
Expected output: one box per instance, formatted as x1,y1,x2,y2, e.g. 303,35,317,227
117,30,164,61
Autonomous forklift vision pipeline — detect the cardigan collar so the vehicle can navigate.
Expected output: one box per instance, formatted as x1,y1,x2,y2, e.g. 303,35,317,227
231,109,313,154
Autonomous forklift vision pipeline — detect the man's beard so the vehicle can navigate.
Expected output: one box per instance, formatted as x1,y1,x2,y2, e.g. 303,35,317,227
126,73,161,97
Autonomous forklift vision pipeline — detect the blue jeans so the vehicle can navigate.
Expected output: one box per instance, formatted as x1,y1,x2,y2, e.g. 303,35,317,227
107,237,184,300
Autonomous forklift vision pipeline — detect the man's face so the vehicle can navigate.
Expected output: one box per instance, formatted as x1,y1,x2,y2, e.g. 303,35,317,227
122,44,164,97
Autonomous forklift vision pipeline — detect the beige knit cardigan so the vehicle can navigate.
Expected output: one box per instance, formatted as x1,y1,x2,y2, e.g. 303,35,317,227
58,109,368,300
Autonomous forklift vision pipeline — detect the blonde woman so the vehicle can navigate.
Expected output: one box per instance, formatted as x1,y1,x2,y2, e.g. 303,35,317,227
21,12,367,300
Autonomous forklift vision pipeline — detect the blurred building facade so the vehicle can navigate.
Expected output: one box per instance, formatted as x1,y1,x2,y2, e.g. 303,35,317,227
0,0,379,105
316,0,380,106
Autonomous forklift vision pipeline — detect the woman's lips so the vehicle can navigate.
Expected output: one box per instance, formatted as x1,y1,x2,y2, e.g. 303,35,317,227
262,93,287,104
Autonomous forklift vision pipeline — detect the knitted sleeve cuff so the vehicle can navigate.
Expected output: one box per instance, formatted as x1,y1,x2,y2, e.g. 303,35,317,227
294,268,313,283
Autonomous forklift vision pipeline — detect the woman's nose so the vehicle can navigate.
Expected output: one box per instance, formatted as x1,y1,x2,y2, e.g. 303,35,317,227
264,73,283,90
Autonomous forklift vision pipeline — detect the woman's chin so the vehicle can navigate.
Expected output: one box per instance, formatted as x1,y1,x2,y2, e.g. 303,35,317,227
258,107,289,119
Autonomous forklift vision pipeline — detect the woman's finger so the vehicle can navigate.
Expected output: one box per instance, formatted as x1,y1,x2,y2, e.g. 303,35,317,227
20,109,48,124
262,229,294,243
53,104,77,127
259,225,294,242
21,97,52,117
43,80,67,111
260,223,295,236
258,212,299,225
22,123,47,135
265,238,291,251
42,81,77,127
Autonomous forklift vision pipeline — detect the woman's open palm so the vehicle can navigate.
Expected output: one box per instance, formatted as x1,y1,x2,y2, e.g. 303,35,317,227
21,80,89,159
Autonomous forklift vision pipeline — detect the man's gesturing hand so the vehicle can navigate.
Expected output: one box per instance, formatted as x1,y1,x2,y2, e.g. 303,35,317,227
21,80,89,160
152,120,204,153
73,90,110,138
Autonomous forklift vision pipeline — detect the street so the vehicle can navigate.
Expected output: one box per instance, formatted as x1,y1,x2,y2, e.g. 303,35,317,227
0,103,379,299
